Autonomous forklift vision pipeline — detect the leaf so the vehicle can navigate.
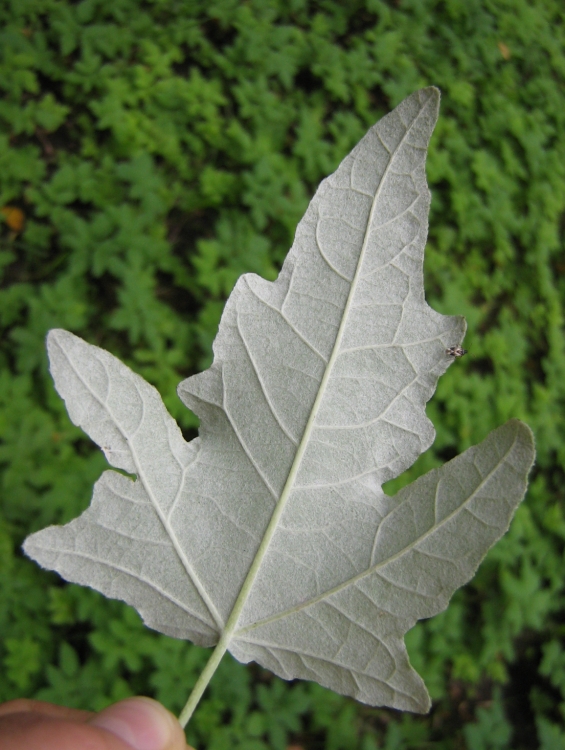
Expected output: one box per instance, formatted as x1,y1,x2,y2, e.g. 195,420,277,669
1,205,25,232
23,88,535,718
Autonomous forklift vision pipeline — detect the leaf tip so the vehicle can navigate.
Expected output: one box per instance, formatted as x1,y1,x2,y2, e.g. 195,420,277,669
46,327,68,341
21,529,49,569
46,328,75,356
506,418,536,469
420,85,441,110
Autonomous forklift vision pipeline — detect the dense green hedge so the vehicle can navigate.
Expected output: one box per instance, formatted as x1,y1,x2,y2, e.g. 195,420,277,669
1,0,564,747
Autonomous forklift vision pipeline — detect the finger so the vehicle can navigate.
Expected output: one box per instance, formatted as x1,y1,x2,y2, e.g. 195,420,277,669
89,696,190,750
0,699,93,722
0,698,193,750
0,711,135,750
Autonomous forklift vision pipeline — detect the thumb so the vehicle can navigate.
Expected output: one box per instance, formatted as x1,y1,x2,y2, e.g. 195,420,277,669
89,697,191,750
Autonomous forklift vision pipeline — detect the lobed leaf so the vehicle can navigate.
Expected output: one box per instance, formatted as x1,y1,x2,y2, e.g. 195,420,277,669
24,88,535,715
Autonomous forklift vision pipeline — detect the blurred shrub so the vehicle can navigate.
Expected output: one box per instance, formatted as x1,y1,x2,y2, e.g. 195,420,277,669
1,0,564,747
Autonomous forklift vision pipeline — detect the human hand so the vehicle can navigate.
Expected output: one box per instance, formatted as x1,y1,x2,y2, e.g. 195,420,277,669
0,696,195,750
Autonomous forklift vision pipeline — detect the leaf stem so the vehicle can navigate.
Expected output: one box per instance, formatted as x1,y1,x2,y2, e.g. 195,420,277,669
178,638,229,728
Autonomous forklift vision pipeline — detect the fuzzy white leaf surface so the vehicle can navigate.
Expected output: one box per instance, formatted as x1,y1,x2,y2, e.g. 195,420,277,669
24,88,535,714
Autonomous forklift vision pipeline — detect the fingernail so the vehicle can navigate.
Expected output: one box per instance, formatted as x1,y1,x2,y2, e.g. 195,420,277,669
90,697,177,750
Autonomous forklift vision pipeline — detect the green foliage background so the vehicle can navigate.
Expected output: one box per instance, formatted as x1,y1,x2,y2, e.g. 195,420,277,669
1,0,564,747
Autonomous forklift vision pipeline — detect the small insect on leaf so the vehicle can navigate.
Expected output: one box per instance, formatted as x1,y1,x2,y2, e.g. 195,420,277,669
446,346,468,358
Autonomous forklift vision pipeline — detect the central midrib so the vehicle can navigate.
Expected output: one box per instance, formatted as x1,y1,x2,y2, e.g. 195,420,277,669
217,93,433,646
